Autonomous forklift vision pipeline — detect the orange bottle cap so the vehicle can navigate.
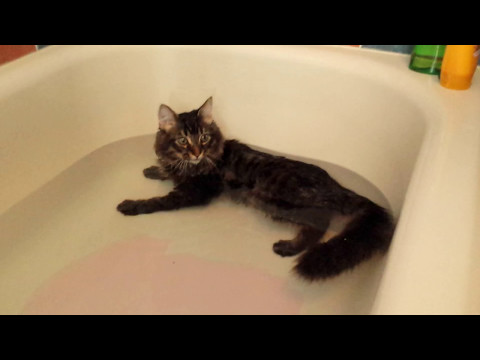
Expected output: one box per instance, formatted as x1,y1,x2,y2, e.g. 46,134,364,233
440,45,478,90
440,71,473,90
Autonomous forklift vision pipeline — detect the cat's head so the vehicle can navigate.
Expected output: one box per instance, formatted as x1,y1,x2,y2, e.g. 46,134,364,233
154,97,224,171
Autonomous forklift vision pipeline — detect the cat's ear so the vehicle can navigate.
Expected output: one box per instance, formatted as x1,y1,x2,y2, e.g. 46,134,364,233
158,104,177,131
198,97,214,125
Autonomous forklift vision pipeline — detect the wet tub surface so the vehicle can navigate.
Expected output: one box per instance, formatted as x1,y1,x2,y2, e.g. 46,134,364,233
2,135,388,315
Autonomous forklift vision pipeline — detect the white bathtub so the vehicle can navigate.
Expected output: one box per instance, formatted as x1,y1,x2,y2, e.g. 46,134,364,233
1,45,479,314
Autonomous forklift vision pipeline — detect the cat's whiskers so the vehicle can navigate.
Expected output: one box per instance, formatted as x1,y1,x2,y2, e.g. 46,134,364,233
204,156,217,170
169,157,217,175
172,160,180,172
180,160,188,174
172,159,187,174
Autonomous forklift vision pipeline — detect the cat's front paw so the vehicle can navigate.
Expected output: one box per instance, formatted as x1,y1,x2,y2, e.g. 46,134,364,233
143,166,169,180
117,200,144,216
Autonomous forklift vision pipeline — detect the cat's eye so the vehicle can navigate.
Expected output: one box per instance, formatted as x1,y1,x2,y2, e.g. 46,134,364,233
176,137,188,146
200,134,211,144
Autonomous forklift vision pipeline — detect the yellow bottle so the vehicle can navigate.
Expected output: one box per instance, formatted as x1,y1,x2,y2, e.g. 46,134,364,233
440,45,479,90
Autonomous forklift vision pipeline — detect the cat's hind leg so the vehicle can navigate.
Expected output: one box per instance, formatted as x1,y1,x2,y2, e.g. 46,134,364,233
273,223,328,257
250,191,333,257
270,205,332,253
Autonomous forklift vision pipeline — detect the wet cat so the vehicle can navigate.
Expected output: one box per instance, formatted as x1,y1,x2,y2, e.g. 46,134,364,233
117,97,394,280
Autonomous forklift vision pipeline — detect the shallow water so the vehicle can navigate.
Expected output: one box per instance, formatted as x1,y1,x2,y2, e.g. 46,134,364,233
0,134,392,315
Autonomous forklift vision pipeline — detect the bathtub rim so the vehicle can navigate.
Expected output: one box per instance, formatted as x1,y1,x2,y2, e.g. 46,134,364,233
1,45,479,314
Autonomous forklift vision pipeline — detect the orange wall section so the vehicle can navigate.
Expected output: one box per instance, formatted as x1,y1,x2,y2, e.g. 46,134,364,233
0,45,36,66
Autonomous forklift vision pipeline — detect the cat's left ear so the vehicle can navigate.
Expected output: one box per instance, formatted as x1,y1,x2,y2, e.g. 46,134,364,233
198,97,214,125
158,104,177,131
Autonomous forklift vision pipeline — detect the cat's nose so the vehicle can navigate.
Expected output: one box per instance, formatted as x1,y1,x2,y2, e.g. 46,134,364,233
192,146,201,158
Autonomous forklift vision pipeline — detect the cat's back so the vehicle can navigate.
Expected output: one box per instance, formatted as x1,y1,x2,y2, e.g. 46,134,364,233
221,139,344,193
222,139,328,178
222,139,273,160
221,139,356,211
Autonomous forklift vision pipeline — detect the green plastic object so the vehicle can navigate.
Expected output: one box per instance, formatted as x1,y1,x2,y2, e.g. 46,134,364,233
409,45,446,75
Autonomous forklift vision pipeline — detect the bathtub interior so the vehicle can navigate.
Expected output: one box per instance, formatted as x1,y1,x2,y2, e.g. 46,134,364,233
0,46,428,314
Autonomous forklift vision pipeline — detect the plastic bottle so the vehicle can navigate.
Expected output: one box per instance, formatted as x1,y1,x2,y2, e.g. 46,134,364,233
440,45,479,90
409,45,446,75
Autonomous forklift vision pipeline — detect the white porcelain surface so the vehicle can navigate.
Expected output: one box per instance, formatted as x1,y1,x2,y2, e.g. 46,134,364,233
0,45,479,314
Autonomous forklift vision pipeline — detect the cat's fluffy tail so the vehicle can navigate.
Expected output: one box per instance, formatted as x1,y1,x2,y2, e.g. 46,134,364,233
294,201,394,280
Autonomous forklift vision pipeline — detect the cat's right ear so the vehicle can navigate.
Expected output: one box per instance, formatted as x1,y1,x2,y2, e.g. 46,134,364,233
198,97,214,125
158,104,177,131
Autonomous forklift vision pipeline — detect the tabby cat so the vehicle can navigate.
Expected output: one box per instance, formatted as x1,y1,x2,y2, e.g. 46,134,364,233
117,97,394,280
